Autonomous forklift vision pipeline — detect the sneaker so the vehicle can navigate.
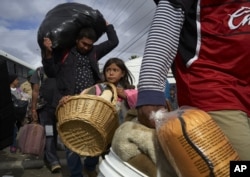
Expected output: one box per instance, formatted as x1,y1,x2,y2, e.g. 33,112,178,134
51,164,61,173
83,167,97,177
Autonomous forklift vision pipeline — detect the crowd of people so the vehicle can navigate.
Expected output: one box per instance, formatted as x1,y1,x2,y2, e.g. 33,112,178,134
9,17,138,176
9,73,31,153
7,0,250,176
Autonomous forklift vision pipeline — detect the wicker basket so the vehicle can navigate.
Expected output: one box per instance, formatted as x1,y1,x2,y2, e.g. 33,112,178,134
56,83,119,156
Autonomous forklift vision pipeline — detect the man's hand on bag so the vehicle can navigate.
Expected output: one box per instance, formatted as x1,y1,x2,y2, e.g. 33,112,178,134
43,37,53,59
137,105,165,129
43,37,53,52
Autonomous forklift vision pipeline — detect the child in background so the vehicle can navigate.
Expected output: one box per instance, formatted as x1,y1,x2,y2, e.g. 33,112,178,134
102,57,137,123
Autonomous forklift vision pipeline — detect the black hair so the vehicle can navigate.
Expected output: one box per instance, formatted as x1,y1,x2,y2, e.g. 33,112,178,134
77,27,97,42
9,73,18,84
103,58,135,89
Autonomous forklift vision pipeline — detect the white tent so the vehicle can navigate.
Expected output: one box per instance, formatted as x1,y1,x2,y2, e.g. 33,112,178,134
125,57,176,88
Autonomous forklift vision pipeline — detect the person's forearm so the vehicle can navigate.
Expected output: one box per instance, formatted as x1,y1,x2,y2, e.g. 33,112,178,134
95,24,119,59
31,91,39,110
31,83,40,110
137,0,184,106
41,49,52,59
106,24,119,47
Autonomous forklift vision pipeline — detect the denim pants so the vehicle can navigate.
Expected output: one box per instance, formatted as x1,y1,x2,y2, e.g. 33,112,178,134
66,148,99,177
38,106,60,166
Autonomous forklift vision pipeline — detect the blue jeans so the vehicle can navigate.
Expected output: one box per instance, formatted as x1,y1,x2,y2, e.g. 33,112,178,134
38,106,60,166
66,148,99,177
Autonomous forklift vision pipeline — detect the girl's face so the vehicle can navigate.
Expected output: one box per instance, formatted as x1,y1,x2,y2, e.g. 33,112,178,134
105,63,124,85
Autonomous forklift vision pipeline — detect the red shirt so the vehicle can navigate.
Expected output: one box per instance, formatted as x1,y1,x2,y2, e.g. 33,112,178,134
175,0,250,115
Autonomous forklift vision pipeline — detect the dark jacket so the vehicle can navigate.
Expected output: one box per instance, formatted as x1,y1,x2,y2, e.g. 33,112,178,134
42,24,119,105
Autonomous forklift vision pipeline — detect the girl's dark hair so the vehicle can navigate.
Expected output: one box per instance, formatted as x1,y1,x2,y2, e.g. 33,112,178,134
103,58,135,89
77,27,97,42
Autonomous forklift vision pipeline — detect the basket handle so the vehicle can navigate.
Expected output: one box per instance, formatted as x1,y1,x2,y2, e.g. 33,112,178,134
80,82,118,106
104,83,118,106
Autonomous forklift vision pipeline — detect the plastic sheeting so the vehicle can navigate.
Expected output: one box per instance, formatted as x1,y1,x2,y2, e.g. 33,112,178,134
37,2,106,51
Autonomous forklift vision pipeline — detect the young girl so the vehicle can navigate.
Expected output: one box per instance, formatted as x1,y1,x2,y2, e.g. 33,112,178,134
102,57,138,123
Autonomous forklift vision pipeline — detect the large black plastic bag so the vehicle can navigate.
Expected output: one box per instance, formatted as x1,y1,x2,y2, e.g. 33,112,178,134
37,2,106,52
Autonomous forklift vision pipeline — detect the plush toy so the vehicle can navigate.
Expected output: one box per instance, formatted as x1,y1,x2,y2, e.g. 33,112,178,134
111,120,171,177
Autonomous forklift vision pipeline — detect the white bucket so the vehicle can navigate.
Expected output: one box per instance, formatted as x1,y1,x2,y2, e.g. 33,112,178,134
98,148,148,177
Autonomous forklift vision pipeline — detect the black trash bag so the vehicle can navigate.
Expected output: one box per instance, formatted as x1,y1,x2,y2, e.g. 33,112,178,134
37,2,106,52
153,0,159,5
